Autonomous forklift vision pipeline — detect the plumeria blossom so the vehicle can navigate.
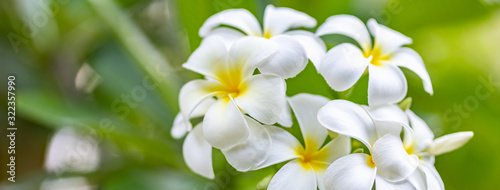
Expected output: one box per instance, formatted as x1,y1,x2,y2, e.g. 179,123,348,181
199,5,326,78
400,109,474,190
316,15,433,106
179,36,287,150
318,100,419,190
252,94,350,190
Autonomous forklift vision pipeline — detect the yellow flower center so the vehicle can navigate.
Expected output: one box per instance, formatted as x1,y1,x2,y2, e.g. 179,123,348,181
364,44,390,67
366,155,376,168
263,30,272,39
295,139,329,171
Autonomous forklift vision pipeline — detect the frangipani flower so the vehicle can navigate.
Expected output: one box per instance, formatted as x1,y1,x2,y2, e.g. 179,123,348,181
179,36,287,149
316,15,433,106
318,100,418,190
182,116,272,179
253,94,351,190
401,110,473,190
200,5,326,78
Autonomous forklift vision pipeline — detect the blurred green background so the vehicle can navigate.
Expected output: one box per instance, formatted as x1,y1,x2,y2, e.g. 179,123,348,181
1,0,499,189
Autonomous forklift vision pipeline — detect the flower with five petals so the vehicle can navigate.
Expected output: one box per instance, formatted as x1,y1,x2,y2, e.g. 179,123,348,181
316,15,433,106
200,5,326,78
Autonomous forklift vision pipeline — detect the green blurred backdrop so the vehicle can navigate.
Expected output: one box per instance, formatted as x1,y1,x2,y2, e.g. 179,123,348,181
1,0,499,189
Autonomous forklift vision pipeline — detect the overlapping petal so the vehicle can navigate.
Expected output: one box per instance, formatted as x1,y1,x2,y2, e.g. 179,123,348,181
372,134,419,182
227,36,279,80
319,43,370,91
199,9,262,36
260,35,308,78
234,74,286,124
285,30,326,68
368,65,408,106
268,160,317,190
253,125,301,170
288,93,330,150
183,36,229,79
182,124,214,179
316,15,372,51
388,47,433,95
263,5,316,36
204,27,246,48
318,100,377,148
203,98,249,149
324,153,377,190
178,80,225,130
222,117,271,172
171,98,216,139
367,19,412,56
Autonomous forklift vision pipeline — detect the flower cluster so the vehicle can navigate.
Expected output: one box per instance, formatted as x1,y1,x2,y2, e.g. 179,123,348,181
172,5,473,190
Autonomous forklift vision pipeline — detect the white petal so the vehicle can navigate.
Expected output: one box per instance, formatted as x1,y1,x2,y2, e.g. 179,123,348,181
183,36,228,79
319,43,369,91
259,35,308,78
406,110,434,152
264,5,316,36
389,48,433,95
375,175,417,190
324,153,377,190
228,36,279,78
253,125,301,170
222,117,271,172
203,27,246,48
427,132,473,156
316,15,372,51
277,98,293,127
319,135,351,163
316,170,326,190
182,124,214,179
318,100,377,148
367,19,412,56
45,128,99,173
285,30,327,68
419,162,444,190
199,9,262,36
372,134,419,182
171,98,217,139
368,64,408,106
406,168,427,190
171,113,188,139
234,74,286,124
366,104,408,126
268,160,317,190
179,80,224,130
203,98,249,149
365,104,409,139
288,93,330,150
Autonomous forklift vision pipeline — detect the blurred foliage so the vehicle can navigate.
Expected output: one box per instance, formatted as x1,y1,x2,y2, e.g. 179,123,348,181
1,0,499,189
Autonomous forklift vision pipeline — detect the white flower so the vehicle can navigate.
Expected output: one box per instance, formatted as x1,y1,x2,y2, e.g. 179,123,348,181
316,15,433,106
199,5,326,78
182,115,272,179
252,94,351,190
179,36,287,149
400,110,473,190
45,127,100,174
318,100,418,190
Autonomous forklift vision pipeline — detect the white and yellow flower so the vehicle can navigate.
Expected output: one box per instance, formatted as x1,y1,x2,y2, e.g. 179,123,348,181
199,5,326,78
401,110,473,190
179,36,287,150
316,15,433,106
318,100,418,190
252,94,351,190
